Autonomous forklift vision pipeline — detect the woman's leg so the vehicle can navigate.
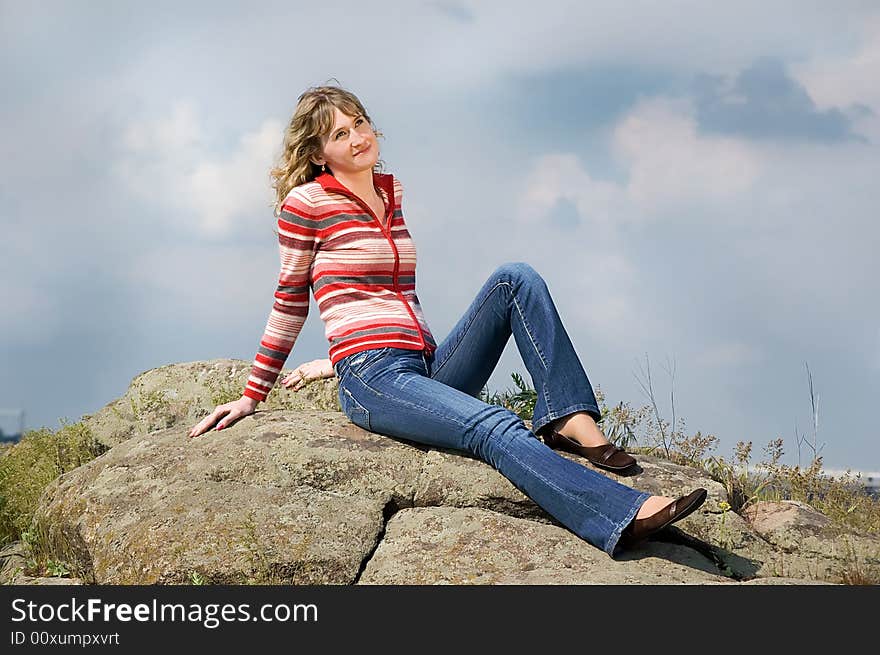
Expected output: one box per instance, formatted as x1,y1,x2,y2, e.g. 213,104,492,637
336,349,650,557
427,262,605,442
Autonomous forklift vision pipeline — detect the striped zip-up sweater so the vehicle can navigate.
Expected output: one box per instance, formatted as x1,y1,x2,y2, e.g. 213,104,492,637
244,172,437,402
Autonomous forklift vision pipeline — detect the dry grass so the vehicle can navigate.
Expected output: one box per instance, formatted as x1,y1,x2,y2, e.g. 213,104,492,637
0,421,106,548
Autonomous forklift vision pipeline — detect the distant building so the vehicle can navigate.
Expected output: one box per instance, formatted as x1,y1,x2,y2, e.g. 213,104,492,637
0,409,25,443
734,464,880,499
866,476,880,498
824,469,880,499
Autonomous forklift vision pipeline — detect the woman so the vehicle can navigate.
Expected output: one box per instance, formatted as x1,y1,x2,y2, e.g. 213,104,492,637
188,85,706,557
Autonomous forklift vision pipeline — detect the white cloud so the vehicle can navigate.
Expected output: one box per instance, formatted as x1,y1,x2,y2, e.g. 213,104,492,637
791,13,880,140
122,100,202,155
381,2,875,93
520,96,762,229
514,169,645,347
514,95,765,347
186,120,281,237
515,88,880,365
613,97,762,215
519,153,626,237
791,13,880,110
115,103,281,238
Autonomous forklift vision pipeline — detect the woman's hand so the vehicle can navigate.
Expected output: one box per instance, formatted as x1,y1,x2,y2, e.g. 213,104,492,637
281,358,335,391
188,395,259,438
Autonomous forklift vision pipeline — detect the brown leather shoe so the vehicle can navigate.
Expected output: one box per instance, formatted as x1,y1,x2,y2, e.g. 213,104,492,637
543,429,637,472
622,488,708,546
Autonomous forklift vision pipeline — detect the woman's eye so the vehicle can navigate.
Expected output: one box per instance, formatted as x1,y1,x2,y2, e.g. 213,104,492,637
335,130,346,140
355,117,364,126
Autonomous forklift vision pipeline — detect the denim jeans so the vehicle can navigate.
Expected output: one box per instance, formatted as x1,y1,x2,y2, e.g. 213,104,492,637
334,262,650,556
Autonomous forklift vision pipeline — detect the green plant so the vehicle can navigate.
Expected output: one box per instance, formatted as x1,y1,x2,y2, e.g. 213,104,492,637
703,440,782,513
209,381,242,407
0,421,106,548
189,570,207,585
44,559,70,577
596,388,646,450
139,389,167,414
505,372,537,420
717,500,733,550
479,372,537,421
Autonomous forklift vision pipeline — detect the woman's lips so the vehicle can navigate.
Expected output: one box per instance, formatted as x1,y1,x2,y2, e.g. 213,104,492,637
354,144,371,156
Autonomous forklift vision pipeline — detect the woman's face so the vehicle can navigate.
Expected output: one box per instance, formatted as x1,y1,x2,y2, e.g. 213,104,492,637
315,106,379,177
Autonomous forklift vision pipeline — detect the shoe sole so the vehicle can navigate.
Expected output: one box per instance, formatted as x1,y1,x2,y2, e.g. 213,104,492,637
590,459,637,472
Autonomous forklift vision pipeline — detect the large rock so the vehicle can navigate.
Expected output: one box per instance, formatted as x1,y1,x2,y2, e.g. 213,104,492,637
16,361,879,585
742,500,880,582
82,359,340,448
32,415,391,584
358,506,727,585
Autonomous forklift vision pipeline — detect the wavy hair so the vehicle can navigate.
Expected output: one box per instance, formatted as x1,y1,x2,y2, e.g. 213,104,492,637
270,83,384,215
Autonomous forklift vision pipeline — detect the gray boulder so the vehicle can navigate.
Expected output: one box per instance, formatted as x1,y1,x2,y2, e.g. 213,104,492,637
8,361,876,585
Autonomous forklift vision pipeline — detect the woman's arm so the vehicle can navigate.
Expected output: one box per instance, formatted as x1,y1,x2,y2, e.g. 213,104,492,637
188,190,320,439
243,189,320,403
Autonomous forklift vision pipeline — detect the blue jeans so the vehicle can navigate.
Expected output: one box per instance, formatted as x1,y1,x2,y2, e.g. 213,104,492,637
334,262,650,556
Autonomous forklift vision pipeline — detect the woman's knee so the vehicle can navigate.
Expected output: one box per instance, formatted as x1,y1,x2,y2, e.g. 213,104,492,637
493,261,544,287
464,405,532,454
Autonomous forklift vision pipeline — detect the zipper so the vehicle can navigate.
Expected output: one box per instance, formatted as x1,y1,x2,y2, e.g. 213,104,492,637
329,183,428,351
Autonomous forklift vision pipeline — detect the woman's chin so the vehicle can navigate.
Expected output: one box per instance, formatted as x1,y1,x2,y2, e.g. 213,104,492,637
359,154,380,170
352,160,380,174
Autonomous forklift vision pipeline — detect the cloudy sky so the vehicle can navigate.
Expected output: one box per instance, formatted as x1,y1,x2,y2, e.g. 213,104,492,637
2,0,878,471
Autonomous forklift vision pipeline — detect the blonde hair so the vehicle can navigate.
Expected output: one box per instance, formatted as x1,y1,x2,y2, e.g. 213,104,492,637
270,83,384,214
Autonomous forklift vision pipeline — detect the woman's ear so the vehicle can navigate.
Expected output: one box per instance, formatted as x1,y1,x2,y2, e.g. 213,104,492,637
310,155,325,166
